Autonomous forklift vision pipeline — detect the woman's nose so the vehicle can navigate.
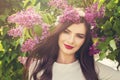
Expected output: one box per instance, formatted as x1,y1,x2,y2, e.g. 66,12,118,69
67,35,75,44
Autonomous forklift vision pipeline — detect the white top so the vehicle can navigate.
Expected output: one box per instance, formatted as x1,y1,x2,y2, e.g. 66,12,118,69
52,60,85,80
29,60,120,80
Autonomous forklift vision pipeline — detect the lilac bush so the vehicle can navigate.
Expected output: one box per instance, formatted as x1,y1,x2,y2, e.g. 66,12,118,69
7,8,50,53
8,8,42,28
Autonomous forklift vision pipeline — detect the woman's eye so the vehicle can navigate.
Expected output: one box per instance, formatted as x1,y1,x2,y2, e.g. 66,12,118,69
77,35,85,39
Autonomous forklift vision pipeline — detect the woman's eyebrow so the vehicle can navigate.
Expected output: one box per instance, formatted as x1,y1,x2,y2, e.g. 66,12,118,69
65,29,71,32
66,29,85,36
67,28,85,36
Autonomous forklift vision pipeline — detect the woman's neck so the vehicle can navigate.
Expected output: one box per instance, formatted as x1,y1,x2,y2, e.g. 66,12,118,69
56,52,76,64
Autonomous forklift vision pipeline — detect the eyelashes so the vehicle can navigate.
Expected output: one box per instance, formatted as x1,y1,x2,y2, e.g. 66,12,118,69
76,34,85,39
62,30,85,39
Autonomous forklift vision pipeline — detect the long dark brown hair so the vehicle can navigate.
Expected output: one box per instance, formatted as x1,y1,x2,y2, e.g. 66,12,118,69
24,18,99,80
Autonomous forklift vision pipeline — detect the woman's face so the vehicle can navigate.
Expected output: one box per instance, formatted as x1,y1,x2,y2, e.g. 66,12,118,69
58,23,86,56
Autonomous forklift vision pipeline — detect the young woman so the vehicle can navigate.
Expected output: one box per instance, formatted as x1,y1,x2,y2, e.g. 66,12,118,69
24,9,120,80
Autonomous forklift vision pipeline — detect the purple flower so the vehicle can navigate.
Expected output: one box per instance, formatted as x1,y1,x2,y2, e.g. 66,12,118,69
97,6,105,18
89,43,100,55
7,26,23,37
100,36,106,41
18,56,36,66
21,38,38,52
59,7,80,23
18,56,28,66
91,29,98,38
85,12,96,26
85,2,105,28
40,23,50,40
48,0,68,9
8,8,42,28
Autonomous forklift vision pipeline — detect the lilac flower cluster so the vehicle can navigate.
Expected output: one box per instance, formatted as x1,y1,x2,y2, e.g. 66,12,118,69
8,26,23,37
59,7,81,23
57,2,105,28
40,23,50,40
7,8,51,52
85,3,105,27
100,36,106,41
18,56,27,66
90,29,98,38
21,38,38,53
89,43,100,55
48,0,68,9
8,8,42,28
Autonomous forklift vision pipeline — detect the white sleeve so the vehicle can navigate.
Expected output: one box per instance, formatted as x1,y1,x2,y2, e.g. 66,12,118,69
95,62,120,80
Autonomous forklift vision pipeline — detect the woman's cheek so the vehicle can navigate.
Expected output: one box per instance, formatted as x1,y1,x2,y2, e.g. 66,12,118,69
61,33,70,40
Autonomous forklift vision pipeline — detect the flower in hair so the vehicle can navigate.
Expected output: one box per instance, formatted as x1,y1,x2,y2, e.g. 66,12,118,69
58,2,105,28
59,7,81,23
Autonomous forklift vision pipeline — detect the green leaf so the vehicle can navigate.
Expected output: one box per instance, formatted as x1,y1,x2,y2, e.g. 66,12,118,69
46,13,55,24
102,21,112,30
99,52,106,60
106,0,117,10
0,61,2,77
104,30,114,36
117,6,120,13
96,0,105,10
109,39,117,51
107,50,118,60
2,40,10,52
113,20,120,35
0,41,4,52
10,53,18,62
11,39,20,48
114,0,119,4
34,2,41,11
0,15,7,22
3,26,10,38
38,0,49,10
31,0,36,6
23,0,31,8
24,28,32,39
110,17,113,22
41,13,50,24
97,37,112,50
19,37,24,46
41,12,55,24
33,25,42,36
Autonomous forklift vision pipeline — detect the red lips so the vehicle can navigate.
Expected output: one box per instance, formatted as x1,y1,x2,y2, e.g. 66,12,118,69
64,44,74,49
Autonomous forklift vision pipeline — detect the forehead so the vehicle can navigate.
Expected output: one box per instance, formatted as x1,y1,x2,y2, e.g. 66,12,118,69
67,23,86,34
